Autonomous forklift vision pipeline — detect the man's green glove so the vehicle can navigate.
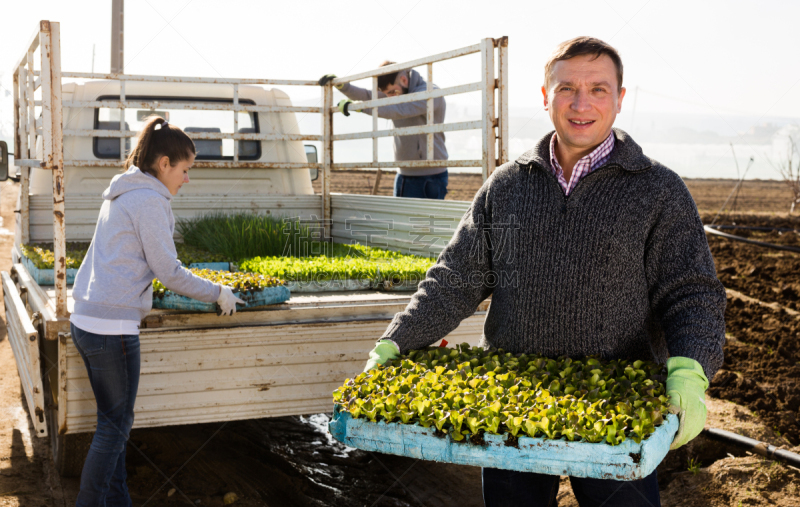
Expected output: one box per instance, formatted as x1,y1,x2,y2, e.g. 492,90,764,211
338,99,354,116
318,74,344,89
666,356,709,450
364,339,400,372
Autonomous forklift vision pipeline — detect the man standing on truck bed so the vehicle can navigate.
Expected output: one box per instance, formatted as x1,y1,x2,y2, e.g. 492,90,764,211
319,63,448,199
364,37,725,506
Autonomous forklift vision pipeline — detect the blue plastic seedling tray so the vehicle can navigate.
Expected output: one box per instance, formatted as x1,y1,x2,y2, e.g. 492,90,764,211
286,279,373,293
185,262,233,271
152,285,290,312
329,407,679,481
21,255,78,285
20,256,231,286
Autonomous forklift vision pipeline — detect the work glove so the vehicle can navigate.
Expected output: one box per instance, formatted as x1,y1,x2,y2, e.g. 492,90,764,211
216,285,245,316
338,99,354,117
364,339,400,372
318,74,344,89
666,356,709,450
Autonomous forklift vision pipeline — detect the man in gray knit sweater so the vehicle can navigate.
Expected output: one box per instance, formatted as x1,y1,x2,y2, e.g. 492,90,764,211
365,37,726,507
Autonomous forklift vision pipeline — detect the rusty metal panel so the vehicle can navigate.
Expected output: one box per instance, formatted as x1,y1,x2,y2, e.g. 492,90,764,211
2,271,48,437
12,262,56,323
13,71,20,159
58,331,68,434
39,21,68,317
14,66,35,244
16,68,28,160
61,159,319,170
233,84,239,162
371,77,382,196
332,44,482,85
119,80,126,161
372,77,379,162
62,128,323,143
481,38,497,181
343,82,481,113
498,37,510,166
62,99,323,114
62,71,319,87
322,84,333,240
427,63,434,161
332,160,479,170
330,193,471,257
333,120,481,142
18,167,31,246
62,313,487,434
12,160,43,167
39,28,53,168
26,53,35,160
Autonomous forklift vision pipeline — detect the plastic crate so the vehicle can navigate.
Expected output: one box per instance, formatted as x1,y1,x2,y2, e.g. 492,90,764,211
376,279,419,291
21,255,79,285
186,262,233,271
286,279,373,292
152,285,290,312
329,407,679,481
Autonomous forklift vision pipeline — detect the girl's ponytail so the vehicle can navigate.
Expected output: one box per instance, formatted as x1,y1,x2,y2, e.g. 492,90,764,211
125,116,196,175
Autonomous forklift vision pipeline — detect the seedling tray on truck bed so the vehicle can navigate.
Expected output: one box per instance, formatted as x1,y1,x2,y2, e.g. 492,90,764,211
329,407,678,480
184,262,233,271
152,285,290,312
21,255,78,285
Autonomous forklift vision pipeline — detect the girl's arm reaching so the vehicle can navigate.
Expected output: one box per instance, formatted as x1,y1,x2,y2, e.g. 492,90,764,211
133,196,221,303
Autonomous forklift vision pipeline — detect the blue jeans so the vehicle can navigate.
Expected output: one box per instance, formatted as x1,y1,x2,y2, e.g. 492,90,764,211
71,323,140,507
482,468,661,507
394,171,448,199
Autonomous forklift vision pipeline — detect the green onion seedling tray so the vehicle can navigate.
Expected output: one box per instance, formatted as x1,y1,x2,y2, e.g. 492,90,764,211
152,285,290,312
329,406,678,481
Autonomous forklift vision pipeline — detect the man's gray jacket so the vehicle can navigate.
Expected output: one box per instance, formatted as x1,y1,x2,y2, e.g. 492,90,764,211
381,129,726,379
338,69,448,176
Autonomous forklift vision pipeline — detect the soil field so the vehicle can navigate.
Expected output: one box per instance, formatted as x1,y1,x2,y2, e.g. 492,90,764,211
2,180,800,506
313,170,796,214
702,214,800,446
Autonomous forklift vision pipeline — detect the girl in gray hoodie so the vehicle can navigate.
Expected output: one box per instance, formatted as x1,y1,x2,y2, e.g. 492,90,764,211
69,117,243,506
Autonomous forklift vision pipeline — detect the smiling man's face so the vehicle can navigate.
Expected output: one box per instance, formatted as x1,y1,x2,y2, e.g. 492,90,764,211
542,53,625,158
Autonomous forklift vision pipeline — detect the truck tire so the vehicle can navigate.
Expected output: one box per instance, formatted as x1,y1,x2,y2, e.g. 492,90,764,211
44,375,93,477
49,407,92,477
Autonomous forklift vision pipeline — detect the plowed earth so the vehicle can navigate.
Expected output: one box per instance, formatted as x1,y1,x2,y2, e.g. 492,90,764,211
703,214,800,445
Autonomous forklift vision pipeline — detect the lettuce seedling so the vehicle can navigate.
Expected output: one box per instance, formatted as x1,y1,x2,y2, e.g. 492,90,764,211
333,345,670,446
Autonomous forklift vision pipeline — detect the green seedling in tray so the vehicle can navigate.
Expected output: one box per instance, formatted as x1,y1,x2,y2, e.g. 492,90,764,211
239,248,435,283
21,243,87,270
22,242,228,269
333,343,669,446
152,268,284,298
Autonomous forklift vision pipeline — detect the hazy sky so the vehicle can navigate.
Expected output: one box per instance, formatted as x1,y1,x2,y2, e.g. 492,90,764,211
2,1,798,180
2,0,798,120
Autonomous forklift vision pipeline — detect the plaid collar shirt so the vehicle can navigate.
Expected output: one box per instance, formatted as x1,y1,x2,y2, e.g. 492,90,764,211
549,131,616,196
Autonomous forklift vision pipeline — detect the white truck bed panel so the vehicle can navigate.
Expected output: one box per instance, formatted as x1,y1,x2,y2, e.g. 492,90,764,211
61,306,487,434
30,193,323,243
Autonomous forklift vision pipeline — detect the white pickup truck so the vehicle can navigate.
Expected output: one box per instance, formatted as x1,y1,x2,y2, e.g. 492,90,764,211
3,20,509,475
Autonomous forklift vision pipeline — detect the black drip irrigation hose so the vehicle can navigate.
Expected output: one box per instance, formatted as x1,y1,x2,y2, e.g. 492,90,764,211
703,427,800,469
703,226,800,254
707,225,800,233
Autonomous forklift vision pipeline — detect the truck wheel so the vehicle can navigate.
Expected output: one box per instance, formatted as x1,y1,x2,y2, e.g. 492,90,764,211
49,413,92,477
45,382,92,477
